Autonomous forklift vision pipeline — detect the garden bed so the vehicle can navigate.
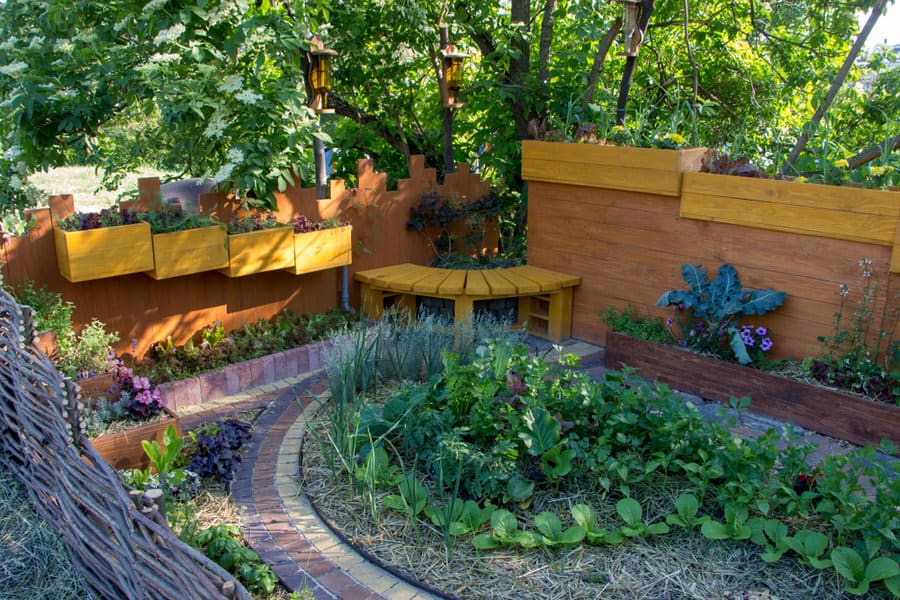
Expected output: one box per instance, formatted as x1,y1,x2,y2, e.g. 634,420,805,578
604,331,900,453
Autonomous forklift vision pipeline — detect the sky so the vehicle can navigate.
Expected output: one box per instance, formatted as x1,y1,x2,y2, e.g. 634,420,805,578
860,2,900,48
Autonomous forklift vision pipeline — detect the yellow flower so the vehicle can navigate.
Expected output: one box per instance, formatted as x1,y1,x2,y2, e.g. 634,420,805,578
610,125,625,134
871,166,887,176
664,133,686,145
833,159,849,169
795,176,808,183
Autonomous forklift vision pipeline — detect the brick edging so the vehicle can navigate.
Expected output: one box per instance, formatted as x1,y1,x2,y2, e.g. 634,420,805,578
232,376,387,600
157,341,326,412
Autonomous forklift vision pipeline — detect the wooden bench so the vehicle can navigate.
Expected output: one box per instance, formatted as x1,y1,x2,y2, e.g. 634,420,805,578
354,263,581,341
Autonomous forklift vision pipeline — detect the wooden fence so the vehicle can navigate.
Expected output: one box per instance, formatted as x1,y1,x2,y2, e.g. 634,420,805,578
0,156,491,357
0,287,250,599
523,140,900,359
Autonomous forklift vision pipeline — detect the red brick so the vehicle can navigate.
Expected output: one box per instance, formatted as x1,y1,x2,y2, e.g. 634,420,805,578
236,361,254,389
224,364,241,395
199,370,228,403
296,346,310,373
157,382,176,410
273,351,289,380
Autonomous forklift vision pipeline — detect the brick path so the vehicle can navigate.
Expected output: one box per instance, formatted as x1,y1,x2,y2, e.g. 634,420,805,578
176,338,890,599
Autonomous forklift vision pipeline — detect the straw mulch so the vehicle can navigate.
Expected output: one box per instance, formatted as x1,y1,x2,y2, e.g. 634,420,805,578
300,417,884,600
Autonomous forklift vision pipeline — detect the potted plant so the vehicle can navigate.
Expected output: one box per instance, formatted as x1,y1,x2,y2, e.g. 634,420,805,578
285,215,352,275
144,208,228,279
219,213,294,277
53,204,154,282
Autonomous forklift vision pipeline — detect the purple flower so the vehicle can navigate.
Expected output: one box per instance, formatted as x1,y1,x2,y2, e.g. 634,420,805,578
761,338,773,352
745,337,755,347
756,326,768,336
666,319,673,327
678,340,688,347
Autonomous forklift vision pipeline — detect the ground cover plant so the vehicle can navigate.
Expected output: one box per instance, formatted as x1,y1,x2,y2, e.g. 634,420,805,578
141,308,358,383
301,315,900,599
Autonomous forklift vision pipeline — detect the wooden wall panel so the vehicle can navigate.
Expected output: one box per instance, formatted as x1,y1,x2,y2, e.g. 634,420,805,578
0,156,490,357
527,180,898,359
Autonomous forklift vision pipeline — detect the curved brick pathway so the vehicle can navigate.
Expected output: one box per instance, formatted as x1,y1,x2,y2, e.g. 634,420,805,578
177,338,890,599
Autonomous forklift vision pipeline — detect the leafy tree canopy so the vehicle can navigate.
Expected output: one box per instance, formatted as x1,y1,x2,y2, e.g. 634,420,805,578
0,0,897,226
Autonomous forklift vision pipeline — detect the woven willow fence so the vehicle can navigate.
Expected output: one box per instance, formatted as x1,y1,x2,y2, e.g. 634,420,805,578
0,286,251,600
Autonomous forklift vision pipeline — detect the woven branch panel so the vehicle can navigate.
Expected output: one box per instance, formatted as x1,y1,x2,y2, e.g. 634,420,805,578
0,287,250,600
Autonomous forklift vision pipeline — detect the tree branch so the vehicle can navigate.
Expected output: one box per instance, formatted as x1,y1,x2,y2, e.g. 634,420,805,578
847,134,900,170
582,18,621,110
780,0,888,175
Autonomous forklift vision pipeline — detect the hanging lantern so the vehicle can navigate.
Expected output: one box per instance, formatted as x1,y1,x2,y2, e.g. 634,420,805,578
441,45,469,109
308,36,338,114
616,0,644,57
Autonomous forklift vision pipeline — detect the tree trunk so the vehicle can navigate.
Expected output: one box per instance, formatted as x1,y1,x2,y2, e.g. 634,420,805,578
582,18,621,110
510,0,532,139
615,0,655,126
780,0,887,176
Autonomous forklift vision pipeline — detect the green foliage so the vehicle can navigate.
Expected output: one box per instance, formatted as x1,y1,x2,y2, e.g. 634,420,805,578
601,306,672,345
188,524,277,594
571,504,624,545
657,264,786,364
8,280,75,354
383,475,429,518
811,259,900,405
615,497,670,538
57,318,119,378
533,511,585,547
141,424,184,478
472,509,541,550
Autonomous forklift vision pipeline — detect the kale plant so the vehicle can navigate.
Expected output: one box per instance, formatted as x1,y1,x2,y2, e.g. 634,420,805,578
657,264,786,364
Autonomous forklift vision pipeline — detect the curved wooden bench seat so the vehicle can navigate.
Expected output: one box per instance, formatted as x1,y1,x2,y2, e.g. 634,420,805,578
355,263,581,341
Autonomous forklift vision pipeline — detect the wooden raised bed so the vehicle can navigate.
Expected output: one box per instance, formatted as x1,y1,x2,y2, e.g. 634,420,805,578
604,331,900,453
220,226,295,277
89,407,182,470
521,140,707,197
54,222,154,282
286,225,352,275
147,224,228,279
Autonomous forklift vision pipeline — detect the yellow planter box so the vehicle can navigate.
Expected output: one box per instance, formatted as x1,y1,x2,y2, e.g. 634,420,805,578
54,222,154,282
147,225,228,279
285,225,352,275
521,140,707,197
219,226,295,278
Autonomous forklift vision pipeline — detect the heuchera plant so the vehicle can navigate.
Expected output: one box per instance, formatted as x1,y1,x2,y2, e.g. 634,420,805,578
657,264,787,364
111,353,162,419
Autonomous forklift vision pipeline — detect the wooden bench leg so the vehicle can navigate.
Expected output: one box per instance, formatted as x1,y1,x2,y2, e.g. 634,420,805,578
547,288,574,341
454,295,474,323
359,283,385,320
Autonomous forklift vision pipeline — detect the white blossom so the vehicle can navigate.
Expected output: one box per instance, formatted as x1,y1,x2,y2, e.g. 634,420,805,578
226,148,244,162
153,23,185,45
0,37,18,51
214,162,236,182
4,146,23,161
393,43,415,64
203,113,227,138
113,18,130,33
54,89,78,99
54,40,74,53
28,36,45,49
8,175,22,190
0,62,28,76
218,75,243,93
149,53,180,63
143,0,168,13
234,89,261,105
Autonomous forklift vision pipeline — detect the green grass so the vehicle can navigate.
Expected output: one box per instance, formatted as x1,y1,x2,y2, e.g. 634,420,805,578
0,461,91,599
28,166,167,212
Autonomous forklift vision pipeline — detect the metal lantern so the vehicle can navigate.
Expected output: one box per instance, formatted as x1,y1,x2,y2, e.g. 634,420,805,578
616,0,644,57
441,45,468,109
308,37,338,114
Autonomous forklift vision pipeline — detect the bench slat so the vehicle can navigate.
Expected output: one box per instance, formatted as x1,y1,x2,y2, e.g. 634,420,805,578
515,265,581,290
481,269,518,296
494,268,542,295
465,270,491,296
355,262,417,285
413,268,457,294
372,264,431,291
438,269,467,295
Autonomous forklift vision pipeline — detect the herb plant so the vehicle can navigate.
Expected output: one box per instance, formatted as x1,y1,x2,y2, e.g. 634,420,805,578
224,213,285,234
57,319,119,378
57,207,142,231
291,214,347,233
187,419,252,485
